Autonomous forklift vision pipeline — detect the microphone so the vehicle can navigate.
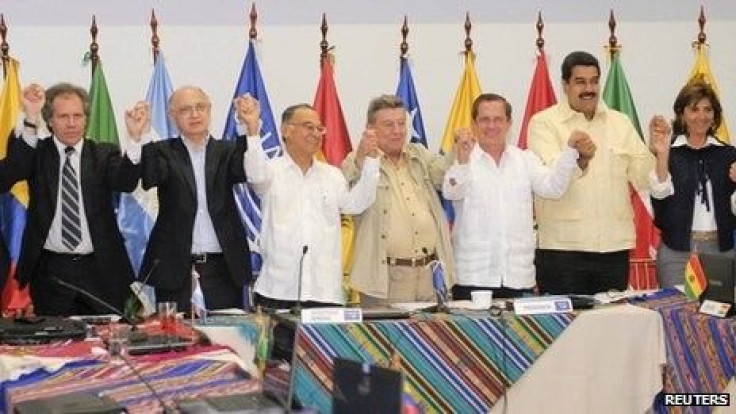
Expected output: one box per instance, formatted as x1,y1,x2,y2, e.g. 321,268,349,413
124,259,161,322
291,245,309,316
118,353,174,413
53,277,140,329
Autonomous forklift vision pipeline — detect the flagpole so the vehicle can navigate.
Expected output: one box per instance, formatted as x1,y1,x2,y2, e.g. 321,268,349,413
89,15,99,76
1,15,8,77
150,10,160,64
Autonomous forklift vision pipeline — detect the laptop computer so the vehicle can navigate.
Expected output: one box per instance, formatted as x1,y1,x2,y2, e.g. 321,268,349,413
13,392,124,414
698,253,736,316
332,358,403,414
0,316,87,345
176,392,285,413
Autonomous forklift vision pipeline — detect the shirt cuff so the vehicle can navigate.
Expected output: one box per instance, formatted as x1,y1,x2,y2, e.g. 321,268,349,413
648,170,674,199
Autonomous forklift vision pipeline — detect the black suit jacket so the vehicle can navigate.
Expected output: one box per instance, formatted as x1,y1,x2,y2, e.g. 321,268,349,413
139,135,251,291
3,132,139,309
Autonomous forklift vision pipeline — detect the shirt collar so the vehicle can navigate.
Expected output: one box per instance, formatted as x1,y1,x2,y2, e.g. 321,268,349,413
52,136,84,156
671,134,723,148
181,134,211,152
558,99,608,121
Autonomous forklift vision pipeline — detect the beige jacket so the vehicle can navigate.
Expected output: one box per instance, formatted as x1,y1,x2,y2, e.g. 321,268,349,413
342,144,455,298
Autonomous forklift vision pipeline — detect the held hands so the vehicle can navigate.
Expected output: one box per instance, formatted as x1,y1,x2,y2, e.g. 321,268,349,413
356,128,379,168
454,127,475,164
648,115,672,158
568,130,596,170
21,84,45,124
234,94,260,136
124,101,151,142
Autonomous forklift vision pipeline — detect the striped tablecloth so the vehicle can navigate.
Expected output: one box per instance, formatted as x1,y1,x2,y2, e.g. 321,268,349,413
635,289,736,414
2,346,258,413
291,312,576,413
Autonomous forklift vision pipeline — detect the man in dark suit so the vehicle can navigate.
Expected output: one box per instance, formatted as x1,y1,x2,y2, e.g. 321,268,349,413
2,83,140,316
125,86,251,311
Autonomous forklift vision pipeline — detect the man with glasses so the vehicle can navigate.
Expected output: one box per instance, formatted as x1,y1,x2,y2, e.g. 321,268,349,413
235,96,380,308
125,86,251,311
342,94,455,305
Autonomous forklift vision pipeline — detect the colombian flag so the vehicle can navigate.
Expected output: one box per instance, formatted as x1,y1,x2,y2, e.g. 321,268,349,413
0,58,31,314
684,253,707,300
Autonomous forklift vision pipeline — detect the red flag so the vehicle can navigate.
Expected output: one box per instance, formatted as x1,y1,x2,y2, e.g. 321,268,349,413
313,56,352,166
312,54,357,303
518,52,556,149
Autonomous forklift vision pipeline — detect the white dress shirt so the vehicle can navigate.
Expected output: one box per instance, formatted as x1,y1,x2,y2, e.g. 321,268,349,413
442,144,578,289
181,135,223,253
245,135,380,304
44,138,94,254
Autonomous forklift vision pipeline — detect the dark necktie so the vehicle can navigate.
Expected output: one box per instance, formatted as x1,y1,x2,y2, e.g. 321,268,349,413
61,146,82,250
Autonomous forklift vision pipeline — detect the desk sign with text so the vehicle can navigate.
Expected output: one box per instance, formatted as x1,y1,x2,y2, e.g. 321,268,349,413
513,296,572,315
663,393,730,407
301,308,363,324
698,299,732,318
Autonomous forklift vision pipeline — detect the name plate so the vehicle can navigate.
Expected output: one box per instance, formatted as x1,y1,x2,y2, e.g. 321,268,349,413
513,296,573,315
300,307,363,324
698,299,732,318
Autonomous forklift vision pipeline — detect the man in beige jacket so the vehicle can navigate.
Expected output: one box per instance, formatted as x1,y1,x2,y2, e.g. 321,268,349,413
343,95,454,305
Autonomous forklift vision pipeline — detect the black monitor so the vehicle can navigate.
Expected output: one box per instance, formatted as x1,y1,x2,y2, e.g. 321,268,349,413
332,358,403,414
698,253,736,316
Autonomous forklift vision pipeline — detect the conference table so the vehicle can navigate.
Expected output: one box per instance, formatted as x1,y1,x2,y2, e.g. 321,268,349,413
0,320,260,413
289,304,666,413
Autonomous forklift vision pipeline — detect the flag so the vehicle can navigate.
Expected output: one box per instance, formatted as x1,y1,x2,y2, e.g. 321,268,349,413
439,51,481,224
687,45,729,142
602,51,660,290
439,51,481,154
222,39,281,307
518,52,556,149
684,253,707,300
313,56,352,166
0,58,31,314
395,58,428,147
312,54,357,303
85,63,118,145
191,267,207,318
118,53,176,275
430,260,447,299
253,310,271,374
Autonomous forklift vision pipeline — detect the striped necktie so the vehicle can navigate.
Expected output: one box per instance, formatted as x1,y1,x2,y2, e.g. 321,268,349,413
61,146,82,250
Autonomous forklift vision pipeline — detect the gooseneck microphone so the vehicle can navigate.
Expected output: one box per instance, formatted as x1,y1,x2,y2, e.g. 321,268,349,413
291,245,309,316
53,277,139,328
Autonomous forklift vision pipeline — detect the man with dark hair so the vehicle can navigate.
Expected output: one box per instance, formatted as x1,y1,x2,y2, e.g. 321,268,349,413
444,93,588,299
528,51,670,295
236,96,379,308
343,94,455,305
2,83,140,316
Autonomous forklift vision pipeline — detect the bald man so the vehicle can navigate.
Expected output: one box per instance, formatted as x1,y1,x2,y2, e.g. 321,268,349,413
126,86,251,311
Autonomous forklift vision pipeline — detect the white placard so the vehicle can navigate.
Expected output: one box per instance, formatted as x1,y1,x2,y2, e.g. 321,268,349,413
698,299,732,318
300,308,363,324
513,296,573,315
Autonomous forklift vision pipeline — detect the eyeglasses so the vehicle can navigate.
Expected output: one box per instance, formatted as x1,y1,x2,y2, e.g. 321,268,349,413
175,102,210,117
290,122,327,135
